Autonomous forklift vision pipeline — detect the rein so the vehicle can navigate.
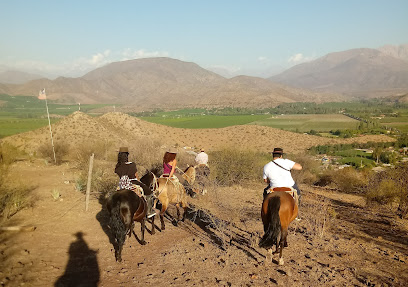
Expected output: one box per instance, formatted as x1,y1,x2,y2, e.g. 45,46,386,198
176,166,195,184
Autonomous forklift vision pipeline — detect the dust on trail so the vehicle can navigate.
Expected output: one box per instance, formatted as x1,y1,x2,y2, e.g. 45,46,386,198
1,160,407,286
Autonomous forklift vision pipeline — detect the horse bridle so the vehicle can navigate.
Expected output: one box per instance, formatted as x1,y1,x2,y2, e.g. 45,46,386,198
176,166,195,185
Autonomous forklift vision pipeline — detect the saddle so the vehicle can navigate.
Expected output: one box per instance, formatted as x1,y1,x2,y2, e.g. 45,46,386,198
266,187,299,206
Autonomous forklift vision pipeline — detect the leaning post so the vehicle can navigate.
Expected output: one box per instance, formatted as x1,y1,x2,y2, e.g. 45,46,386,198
85,153,95,211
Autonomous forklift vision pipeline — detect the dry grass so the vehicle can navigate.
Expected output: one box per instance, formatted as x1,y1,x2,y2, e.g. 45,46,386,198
0,143,33,220
365,163,408,218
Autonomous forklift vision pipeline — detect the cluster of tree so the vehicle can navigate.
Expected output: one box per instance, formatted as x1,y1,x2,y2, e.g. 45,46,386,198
310,134,408,166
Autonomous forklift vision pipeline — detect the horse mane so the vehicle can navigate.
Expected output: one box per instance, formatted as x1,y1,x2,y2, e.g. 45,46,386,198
183,165,193,173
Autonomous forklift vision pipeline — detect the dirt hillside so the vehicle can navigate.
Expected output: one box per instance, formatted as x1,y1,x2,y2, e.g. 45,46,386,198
3,112,395,156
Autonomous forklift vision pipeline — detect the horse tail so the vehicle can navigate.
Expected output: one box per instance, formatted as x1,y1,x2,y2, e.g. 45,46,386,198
259,196,281,249
109,200,132,249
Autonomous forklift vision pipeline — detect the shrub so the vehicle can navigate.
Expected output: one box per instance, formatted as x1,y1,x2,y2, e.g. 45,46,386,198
209,148,268,186
0,143,33,220
290,154,320,185
38,141,69,165
314,167,368,194
129,137,164,172
365,163,408,218
0,186,33,219
71,140,114,168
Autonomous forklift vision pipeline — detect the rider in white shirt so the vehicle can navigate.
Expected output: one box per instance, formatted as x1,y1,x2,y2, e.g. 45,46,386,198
263,148,303,217
195,149,209,166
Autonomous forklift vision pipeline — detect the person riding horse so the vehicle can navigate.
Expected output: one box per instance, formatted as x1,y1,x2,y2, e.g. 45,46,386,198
162,147,182,181
263,147,302,219
193,148,210,194
114,147,156,218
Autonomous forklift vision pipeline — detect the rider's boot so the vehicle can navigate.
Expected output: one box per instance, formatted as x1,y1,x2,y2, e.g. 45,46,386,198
295,196,301,221
146,194,156,218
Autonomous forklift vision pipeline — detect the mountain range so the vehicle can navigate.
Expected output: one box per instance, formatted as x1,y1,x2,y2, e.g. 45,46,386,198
0,45,407,109
270,47,408,98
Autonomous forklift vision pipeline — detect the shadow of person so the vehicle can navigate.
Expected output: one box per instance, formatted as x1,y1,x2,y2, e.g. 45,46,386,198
96,193,116,247
55,232,100,287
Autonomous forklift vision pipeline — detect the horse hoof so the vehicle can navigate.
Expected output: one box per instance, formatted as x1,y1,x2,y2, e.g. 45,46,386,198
141,240,147,245
172,220,178,227
278,258,284,265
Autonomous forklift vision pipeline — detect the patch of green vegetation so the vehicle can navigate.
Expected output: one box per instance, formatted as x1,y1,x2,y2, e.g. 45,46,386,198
140,114,270,129
250,114,358,133
0,94,112,137
337,157,376,168
0,117,59,138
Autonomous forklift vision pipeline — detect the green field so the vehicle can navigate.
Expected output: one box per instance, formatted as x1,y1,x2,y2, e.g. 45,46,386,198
249,114,359,132
379,116,408,132
0,94,111,138
0,117,59,138
140,114,270,129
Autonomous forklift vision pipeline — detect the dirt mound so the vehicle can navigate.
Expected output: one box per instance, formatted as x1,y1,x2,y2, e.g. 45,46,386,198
3,112,395,156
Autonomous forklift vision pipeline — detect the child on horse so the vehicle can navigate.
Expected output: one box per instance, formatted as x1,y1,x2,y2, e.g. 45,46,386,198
263,147,302,219
115,147,156,218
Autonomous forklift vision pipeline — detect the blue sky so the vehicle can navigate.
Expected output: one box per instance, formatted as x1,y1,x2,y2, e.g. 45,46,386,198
0,0,407,78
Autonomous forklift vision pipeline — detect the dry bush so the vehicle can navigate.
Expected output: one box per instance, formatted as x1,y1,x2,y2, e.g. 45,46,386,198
128,137,165,173
290,153,321,185
315,167,368,194
0,143,33,220
304,195,336,240
209,148,268,186
37,141,69,165
365,163,408,218
71,139,115,168
0,185,33,220
75,159,118,198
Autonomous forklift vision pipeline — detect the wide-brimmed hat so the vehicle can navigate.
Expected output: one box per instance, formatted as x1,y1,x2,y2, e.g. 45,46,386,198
119,147,129,153
272,147,284,154
166,147,178,154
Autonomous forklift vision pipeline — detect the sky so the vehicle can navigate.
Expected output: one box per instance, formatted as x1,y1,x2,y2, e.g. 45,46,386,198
0,0,407,78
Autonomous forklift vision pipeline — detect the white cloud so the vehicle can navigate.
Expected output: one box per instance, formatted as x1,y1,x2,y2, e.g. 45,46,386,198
257,56,268,63
288,53,314,65
120,49,169,61
2,49,170,78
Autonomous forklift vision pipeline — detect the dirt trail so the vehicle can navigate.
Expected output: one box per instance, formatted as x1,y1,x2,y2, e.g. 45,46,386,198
1,160,407,286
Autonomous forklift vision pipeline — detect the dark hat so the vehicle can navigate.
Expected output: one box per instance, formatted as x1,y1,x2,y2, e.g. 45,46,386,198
272,147,284,154
119,147,129,153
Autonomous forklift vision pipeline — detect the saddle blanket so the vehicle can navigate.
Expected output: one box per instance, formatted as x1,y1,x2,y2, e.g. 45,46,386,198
266,187,299,206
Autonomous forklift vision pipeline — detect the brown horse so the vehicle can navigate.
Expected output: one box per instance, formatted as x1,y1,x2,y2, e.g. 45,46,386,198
154,166,195,230
259,190,298,265
106,189,151,262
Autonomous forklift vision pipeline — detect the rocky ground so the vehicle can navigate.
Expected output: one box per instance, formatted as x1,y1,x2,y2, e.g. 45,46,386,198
1,159,407,286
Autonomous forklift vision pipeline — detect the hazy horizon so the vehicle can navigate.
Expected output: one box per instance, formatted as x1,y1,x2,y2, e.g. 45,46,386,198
1,1,407,79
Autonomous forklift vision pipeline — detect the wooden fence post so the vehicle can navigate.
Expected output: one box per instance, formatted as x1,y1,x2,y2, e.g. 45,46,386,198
85,153,95,211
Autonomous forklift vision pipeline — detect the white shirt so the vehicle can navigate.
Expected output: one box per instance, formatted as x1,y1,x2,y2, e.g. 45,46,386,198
195,152,209,165
263,158,295,188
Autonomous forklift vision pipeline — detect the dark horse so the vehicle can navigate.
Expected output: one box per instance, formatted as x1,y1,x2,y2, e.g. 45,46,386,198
259,190,298,265
193,164,210,195
106,189,150,262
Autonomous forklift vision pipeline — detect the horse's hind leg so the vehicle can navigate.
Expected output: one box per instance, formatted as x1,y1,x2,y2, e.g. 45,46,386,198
159,202,168,230
176,203,181,221
265,248,273,264
278,228,288,265
150,215,155,235
140,219,147,245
